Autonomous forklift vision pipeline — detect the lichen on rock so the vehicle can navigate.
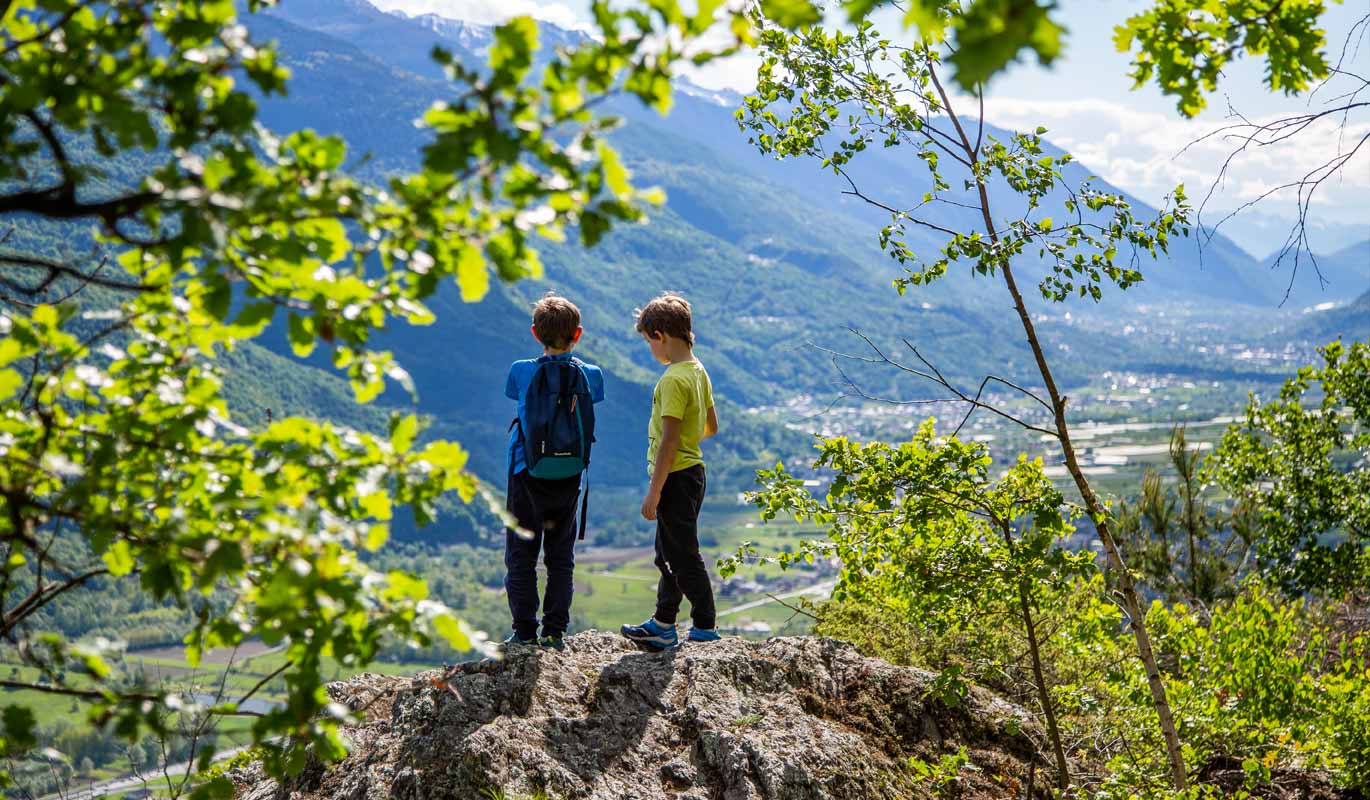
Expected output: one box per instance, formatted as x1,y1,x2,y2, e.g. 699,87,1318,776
231,632,1052,800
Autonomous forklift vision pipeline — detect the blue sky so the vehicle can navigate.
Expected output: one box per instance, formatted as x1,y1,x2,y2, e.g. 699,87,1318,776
373,0,1369,241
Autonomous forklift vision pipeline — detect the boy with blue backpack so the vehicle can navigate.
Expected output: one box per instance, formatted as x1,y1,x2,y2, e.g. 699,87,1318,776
503,293,603,651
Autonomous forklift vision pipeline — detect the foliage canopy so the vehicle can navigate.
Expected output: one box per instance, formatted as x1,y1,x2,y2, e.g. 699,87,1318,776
758,0,1342,116
1209,339,1370,596
0,0,737,791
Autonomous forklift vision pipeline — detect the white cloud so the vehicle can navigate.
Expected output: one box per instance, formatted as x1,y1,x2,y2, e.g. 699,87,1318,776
679,50,759,95
979,96,1370,224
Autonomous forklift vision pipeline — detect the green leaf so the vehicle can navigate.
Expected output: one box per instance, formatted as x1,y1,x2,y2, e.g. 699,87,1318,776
297,218,350,263
761,0,821,29
203,273,233,321
365,524,390,552
390,414,419,453
103,540,136,577
288,313,317,358
0,369,20,402
491,16,538,75
0,337,25,368
456,245,489,302
359,492,393,521
902,0,948,40
433,614,471,651
384,570,428,602
230,302,276,337
31,304,57,329
843,0,885,22
599,141,632,198
418,440,469,476
947,1,1064,89
1,706,37,753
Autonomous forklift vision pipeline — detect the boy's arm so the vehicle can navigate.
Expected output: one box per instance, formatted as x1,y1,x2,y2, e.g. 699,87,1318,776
703,406,719,439
642,416,682,521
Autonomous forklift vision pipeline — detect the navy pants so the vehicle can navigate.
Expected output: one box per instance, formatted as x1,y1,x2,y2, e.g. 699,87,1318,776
504,470,581,639
652,464,716,630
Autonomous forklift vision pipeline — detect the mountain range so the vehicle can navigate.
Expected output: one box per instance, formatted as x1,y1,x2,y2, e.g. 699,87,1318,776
221,0,1367,542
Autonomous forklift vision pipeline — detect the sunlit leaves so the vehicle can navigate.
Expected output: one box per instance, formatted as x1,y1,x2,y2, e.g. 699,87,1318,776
738,17,1191,304
0,368,19,401
761,0,821,29
1115,0,1332,117
455,245,490,302
750,0,1069,90
746,0,1338,114
1208,339,1370,596
726,418,1092,654
490,16,538,80
946,0,1064,86
433,613,472,651
102,540,136,577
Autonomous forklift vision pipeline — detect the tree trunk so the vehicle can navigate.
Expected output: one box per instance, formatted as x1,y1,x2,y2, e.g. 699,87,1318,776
995,517,1071,791
1017,586,1069,791
996,262,1189,791
927,65,1190,791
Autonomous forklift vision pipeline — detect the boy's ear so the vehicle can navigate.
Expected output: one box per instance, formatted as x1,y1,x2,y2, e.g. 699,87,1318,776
529,324,541,344
572,326,583,344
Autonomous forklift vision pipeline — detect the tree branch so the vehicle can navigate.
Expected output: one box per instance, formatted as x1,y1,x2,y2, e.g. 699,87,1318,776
1,567,113,636
0,251,158,294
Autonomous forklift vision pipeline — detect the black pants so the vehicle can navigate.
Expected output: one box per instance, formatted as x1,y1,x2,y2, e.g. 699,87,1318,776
505,470,581,639
652,464,715,629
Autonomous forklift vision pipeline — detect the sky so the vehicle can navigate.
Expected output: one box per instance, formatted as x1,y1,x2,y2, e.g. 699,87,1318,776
373,0,1368,241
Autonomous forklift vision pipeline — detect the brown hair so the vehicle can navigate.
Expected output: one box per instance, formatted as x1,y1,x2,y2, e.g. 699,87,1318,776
532,293,581,349
634,293,694,345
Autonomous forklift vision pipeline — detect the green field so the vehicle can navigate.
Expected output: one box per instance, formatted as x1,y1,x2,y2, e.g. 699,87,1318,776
569,504,825,639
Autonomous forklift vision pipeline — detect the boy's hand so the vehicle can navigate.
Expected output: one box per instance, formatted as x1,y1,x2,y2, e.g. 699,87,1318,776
641,490,660,521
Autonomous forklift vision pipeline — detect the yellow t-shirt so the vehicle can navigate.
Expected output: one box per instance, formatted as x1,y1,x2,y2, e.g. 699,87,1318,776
647,360,714,474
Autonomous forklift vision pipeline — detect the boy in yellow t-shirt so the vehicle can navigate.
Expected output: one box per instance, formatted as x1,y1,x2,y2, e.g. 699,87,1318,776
621,293,721,650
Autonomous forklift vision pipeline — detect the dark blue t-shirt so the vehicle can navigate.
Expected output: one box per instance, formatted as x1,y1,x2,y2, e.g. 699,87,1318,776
506,354,605,475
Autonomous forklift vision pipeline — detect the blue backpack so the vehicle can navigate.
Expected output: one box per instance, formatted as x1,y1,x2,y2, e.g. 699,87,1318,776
511,357,596,536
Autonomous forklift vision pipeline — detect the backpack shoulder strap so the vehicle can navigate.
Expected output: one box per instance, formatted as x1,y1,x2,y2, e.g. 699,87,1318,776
578,468,589,541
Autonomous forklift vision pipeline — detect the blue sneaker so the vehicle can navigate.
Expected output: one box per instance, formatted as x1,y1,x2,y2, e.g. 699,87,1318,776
502,633,537,649
687,627,721,643
538,634,565,652
620,618,679,650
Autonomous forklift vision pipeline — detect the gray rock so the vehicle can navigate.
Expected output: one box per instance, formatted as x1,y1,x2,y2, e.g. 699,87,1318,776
231,632,1051,800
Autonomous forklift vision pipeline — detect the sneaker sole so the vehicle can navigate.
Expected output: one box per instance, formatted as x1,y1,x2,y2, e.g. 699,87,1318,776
621,631,679,650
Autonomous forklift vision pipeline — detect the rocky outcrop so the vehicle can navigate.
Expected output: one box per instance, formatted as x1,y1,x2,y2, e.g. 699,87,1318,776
231,632,1052,800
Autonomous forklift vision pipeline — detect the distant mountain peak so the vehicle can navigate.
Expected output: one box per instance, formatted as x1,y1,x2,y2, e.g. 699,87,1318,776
373,3,726,100
678,80,745,108
402,11,497,53
390,6,593,53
